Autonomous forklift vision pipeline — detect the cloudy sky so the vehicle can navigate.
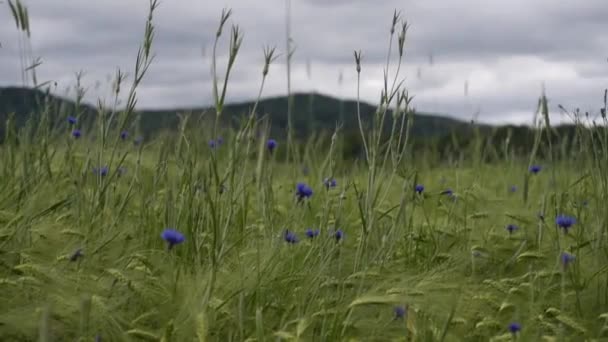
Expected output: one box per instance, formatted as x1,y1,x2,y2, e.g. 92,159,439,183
0,0,606,124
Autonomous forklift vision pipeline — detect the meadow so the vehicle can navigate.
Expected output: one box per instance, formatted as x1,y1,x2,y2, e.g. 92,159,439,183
2,2,608,341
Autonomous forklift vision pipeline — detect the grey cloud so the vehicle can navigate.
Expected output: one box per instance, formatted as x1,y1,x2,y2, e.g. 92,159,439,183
0,0,606,125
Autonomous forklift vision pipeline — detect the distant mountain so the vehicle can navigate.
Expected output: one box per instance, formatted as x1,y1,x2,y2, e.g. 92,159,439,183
0,85,474,137
0,86,580,160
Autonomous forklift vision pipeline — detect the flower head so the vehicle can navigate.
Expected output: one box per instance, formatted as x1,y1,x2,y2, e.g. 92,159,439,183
217,136,224,145
506,224,518,235
284,230,299,244
441,188,453,196
394,305,406,319
72,129,82,138
296,182,313,201
67,116,77,125
92,166,109,177
324,177,337,189
415,184,424,194
508,322,521,334
555,215,576,233
267,139,277,153
69,248,83,262
161,228,185,249
334,229,344,242
120,130,129,140
509,185,517,193
561,251,575,267
529,165,542,174
306,228,320,239
209,140,217,149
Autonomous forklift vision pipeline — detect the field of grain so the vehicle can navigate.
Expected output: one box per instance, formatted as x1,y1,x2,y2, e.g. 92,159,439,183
2,1,608,341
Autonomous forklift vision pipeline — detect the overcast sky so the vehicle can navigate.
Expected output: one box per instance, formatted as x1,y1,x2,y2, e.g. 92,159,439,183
1,0,606,124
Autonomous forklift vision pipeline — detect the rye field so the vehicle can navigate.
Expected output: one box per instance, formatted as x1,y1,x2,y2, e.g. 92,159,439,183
2,2,608,341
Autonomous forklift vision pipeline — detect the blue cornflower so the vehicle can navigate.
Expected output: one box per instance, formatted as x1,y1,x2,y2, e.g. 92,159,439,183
161,228,185,249
529,165,542,174
284,230,299,244
92,166,109,177
306,228,320,239
555,215,576,233
296,182,313,201
441,188,453,196
134,136,143,146
334,229,344,242
415,184,424,194
67,116,77,125
561,252,575,267
217,136,224,145
506,224,518,235
209,140,217,148
267,139,277,153
120,131,128,140
394,305,406,319
508,322,521,334
69,248,83,262
72,129,82,138
324,177,337,189
509,185,517,193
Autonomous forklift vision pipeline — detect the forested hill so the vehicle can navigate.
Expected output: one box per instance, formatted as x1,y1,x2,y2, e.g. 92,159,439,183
0,86,580,160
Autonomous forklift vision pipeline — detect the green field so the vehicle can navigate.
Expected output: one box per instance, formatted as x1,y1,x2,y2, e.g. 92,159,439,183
2,2,608,341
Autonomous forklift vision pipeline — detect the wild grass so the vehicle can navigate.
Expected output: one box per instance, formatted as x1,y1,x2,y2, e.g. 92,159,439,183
2,1,608,341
